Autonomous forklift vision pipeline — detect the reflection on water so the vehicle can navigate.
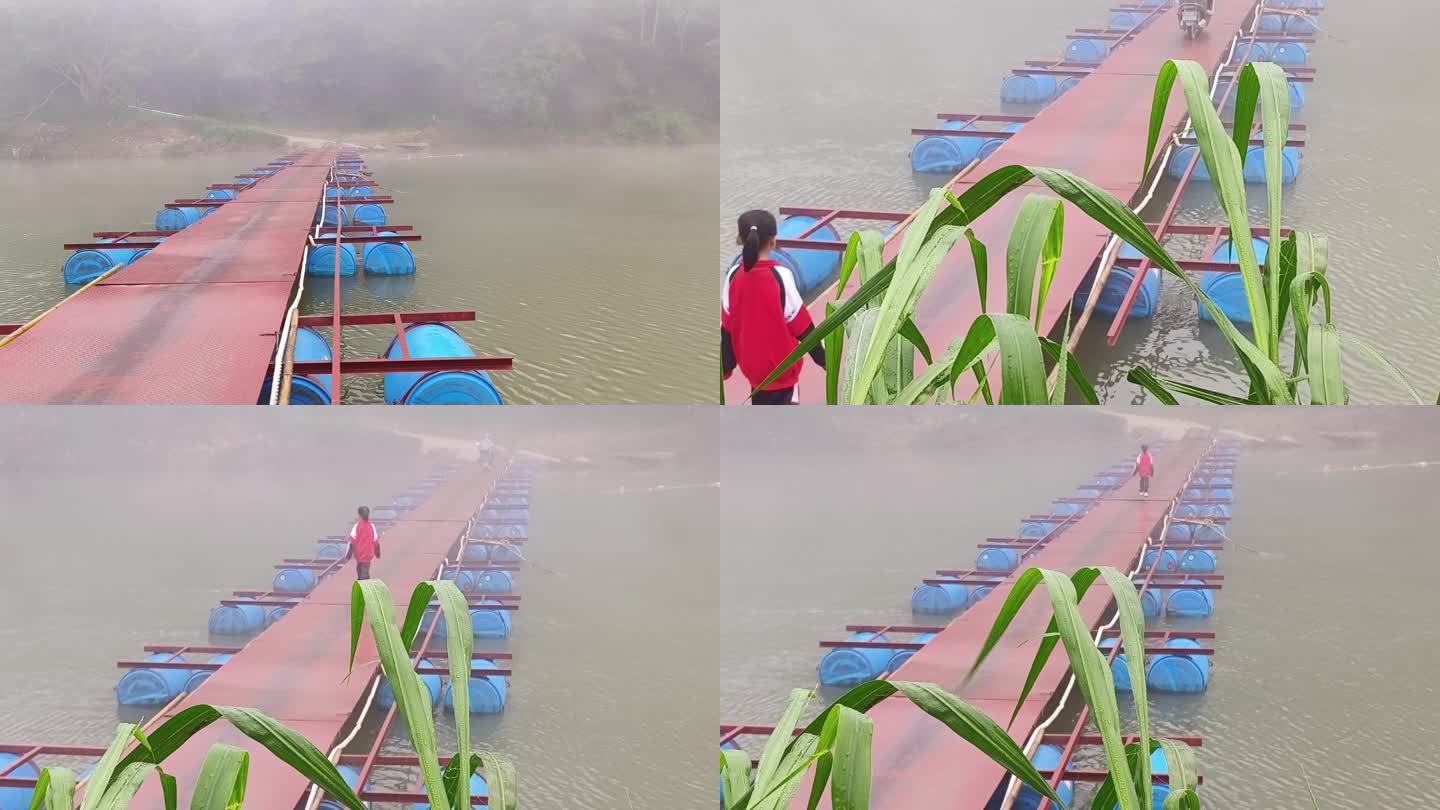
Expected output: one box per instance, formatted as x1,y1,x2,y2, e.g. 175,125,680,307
0,145,716,404
721,0,1440,403
719,410,1440,807
0,409,716,809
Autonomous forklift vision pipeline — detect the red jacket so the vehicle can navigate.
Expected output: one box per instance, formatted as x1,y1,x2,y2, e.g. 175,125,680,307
1135,452,1154,477
721,259,816,392
349,520,378,563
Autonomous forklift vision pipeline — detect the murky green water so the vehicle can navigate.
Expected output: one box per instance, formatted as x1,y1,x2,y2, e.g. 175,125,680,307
0,409,717,809
720,409,1440,807
0,145,717,404
721,0,1440,403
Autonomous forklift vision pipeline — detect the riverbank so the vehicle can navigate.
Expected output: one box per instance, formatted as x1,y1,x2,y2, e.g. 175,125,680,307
2,111,716,161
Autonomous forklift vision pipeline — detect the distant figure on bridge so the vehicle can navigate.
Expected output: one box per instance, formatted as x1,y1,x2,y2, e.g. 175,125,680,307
722,209,826,405
1134,445,1155,497
347,506,380,580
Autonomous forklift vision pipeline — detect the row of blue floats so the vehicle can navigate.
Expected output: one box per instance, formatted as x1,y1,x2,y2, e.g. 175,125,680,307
58,169,269,284
270,322,504,406
286,162,504,406
308,169,411,276
1104,446,1238,709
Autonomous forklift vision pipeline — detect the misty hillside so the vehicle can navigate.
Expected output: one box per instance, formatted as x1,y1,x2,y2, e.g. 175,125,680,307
0,0,718,155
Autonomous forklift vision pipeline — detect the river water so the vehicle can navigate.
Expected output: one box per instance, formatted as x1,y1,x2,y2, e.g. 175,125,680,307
0,408,717,809
719,409,1440,808
720,0,1440,404
0,145,717,404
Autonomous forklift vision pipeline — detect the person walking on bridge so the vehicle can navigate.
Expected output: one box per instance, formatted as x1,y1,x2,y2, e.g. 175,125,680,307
722,210,826,404
1134,445,1155,497
346,505,381,580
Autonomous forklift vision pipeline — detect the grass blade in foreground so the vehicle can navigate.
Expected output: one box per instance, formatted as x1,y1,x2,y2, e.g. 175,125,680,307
187,746,248,810
115,706,366,810
350,579,447,809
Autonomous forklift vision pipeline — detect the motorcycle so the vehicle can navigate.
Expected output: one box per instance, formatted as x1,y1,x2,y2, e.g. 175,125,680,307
1178,0,1205,39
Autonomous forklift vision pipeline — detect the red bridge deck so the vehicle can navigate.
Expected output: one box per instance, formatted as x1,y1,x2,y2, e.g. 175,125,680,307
0,148,337,404
795,439,1210,809
726,0,1261,404
130,461,500,809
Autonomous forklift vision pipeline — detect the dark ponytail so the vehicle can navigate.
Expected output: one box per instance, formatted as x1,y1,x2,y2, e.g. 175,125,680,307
737,209,777,271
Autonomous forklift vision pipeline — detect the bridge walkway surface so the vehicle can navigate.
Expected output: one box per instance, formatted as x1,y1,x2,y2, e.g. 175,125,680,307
0,147,338,404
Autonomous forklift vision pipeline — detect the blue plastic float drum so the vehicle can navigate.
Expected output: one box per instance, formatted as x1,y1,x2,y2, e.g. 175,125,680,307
258,326,334,405
317,204,348,227
273,566,318,593
155,206,203,232
1180,548,1218,573
62,238,139,284
817,632,892,686
1109,10,1143,29
911,120,981,174
1243,145,1303,185
885,632,935,673
1167,579,1215,618
209,597,266,635
442,659,507,713
476,569,514,594
977,123,1023,162
976,547,1021,572
471,522,526,540
1231,41,1271,64
1141,547,1180,572
1066,38,1108,63
1107,748,1192,808
776,215,840,295
316,765,363,810
1073,243,1161,320
383,323,504,405
440,568,482,593
184,654,233,693
1224,72,1305,110
1198,237,1269,325
349,203,388,226
912,122,1027,174
1014,744,1076,810
363,231,417,275
410,774,487,810
911,577,969,614
116,654,193,706
306,242,357,277
316,540,347,560
0,754,39,810
378,659,443,708
1000,73,1058,105
1020,519,1058,540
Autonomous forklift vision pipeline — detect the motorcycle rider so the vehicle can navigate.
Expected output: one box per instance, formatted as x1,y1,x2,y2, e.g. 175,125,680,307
1180,0,1215,30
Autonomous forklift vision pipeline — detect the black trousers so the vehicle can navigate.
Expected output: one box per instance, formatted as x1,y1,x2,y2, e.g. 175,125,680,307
752,387,796,405
1139,476,1151,493
356,561,372,580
